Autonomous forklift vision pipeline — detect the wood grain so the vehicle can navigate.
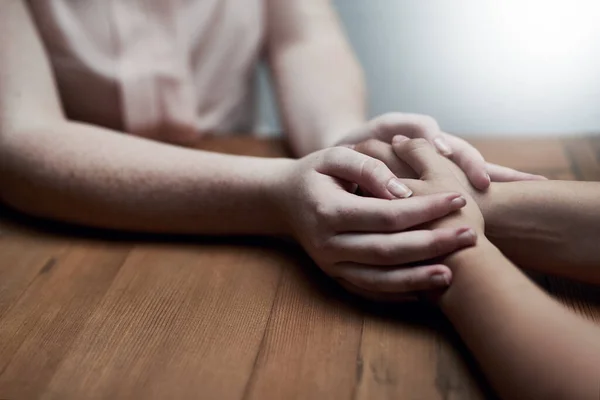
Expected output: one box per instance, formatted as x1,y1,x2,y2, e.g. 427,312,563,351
0,135,598,400
0,240,130,399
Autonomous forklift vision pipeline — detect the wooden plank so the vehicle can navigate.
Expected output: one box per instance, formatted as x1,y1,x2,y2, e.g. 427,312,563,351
243,256,363,400
0,234,68,320
355,310,441,400
0,136,597,400
42,242,282,400
468,137,569,173
355,306,491,400
562,137,600,181
0,240,130,400
541,170,577,180
538,137,600,323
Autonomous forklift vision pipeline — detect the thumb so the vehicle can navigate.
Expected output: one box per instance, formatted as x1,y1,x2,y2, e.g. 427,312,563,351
317,147,413,199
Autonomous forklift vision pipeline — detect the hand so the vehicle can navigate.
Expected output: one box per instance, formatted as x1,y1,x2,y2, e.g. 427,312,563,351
391,137,485,234
272,146,478,297
336,113,546,190
352,139,485,211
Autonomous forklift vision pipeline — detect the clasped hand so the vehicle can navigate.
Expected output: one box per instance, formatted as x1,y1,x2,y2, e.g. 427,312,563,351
272,114,540,300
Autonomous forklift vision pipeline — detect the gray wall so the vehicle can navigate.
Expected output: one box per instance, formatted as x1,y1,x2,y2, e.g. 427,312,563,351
258,0,600,137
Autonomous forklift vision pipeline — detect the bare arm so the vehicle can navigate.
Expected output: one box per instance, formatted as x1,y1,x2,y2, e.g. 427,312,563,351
481,181,600,284
265,0,366,156
394,138,600,400
0,1,490,295
0,0,287,234
351,139,600,284
442,241,600,400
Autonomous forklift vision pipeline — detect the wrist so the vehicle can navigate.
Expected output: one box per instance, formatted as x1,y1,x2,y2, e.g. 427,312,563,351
479,183,495,219
261,157,297,236
477,182,507,241
443,236,498,272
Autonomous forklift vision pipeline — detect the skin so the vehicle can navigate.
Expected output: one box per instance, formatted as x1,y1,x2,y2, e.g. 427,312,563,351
392,137,600,400
1,0,535,294
337,112,546,189
266,0,367,155
354,138,600,286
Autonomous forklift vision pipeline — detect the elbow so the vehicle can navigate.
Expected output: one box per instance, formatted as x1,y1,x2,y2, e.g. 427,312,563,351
0,123,56,216
0,144,33,214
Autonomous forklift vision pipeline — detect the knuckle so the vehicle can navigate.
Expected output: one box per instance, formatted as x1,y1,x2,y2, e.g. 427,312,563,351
375,112,404,131
360,157,386,180
314,201,347,232
418,114,440,130
353,138,382,157
314,200,338,220
374,208,399,229
409,115,439,136
372,113,411,140
364,138,386,153
336,204,359,224
426,233,447,257
410,138,431,149
401,138,433,159
325,146,350,162
370,242,396,263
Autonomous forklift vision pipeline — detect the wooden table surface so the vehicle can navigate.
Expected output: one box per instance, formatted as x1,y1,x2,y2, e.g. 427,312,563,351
1,136,599,400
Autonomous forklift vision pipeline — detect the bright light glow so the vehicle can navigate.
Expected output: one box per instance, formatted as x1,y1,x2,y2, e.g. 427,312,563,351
494,0,600,60
283,1,600,135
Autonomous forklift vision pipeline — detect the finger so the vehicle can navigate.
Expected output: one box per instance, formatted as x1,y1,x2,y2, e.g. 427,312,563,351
333,263,453,293
370,113,442,141
317,146,413,199
337,113,442,146
331,192,467,232
443,135,490,190
327,226,477,266
367,113,457,160
486,162,548,182
391,136,449,177
352,139,416,179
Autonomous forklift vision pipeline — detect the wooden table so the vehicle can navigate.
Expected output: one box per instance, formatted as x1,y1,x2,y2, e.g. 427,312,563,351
1,136,599,400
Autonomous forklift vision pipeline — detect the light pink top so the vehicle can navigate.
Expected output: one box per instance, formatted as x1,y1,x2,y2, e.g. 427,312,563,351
27,0,265,144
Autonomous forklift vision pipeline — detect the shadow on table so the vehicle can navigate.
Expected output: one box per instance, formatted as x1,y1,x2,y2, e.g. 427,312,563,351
277,241,499,399
4,201,598,400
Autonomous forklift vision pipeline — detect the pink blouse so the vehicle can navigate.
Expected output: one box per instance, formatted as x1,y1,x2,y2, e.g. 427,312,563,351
27,0,265,144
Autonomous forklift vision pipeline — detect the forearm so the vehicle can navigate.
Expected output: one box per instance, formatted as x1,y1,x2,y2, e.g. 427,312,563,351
439,240,600,400
0,120,291,235
267,1,366,156
481,181,600,283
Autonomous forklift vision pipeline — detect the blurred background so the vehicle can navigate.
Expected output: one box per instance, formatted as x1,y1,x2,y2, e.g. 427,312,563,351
258,0,600,137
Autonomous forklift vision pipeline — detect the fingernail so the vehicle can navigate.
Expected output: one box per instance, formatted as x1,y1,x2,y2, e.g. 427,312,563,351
434,138,452,156
387,178,412,198
392,135,409,145
430,272,451,286
456,227,477,244
449,196,466,209
485,173,491,183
